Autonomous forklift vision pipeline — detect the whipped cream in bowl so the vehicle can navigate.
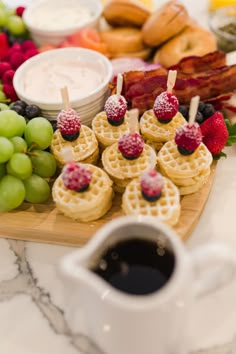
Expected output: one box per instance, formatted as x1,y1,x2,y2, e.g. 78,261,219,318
13,48,113,125
23,0,103,46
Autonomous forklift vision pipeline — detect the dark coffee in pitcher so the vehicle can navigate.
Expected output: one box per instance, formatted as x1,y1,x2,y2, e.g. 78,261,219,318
92,238,175,295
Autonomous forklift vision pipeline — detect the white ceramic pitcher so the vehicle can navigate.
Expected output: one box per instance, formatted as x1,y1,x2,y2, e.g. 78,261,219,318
60,216,236,354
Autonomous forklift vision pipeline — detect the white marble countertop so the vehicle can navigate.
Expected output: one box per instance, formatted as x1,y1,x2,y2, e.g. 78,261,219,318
1,0,236,353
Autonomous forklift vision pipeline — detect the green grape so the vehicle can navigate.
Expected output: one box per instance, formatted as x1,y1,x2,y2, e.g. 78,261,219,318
7,153,32,180
15,115,26,136
10,136,27,153
23,174,50,204
0,137,14,163
24,117,53,150
0,110,25,138
7,15,26,36
0,8,7,27
0,175,25,212
0,103,9,111
30,149,57,178
0,163,6,179
0,91,7,102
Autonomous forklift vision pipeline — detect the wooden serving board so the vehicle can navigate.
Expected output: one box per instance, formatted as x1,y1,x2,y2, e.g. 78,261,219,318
0,162,217,247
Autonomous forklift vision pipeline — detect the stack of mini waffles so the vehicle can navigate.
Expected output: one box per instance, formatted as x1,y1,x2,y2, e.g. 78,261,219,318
51,74,215,227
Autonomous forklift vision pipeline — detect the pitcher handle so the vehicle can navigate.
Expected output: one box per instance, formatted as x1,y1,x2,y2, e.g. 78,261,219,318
190,242,236,297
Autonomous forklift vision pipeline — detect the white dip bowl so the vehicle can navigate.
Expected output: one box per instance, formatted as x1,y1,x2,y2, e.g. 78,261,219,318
23,0,103,46
13,47,113,125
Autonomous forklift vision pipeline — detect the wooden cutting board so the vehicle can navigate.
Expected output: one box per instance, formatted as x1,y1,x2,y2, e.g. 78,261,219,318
0,162,217,247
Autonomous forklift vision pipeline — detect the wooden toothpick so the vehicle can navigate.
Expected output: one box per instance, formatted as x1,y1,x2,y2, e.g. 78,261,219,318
60,86,70,111
189,96,200,126
128,108,139,134
167,70,177,94
116,73,123,96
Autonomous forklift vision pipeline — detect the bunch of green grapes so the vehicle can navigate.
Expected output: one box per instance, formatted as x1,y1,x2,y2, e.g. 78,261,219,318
0,109,57,212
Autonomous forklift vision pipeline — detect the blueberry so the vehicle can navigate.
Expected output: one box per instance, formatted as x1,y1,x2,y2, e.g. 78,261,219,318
178,105,189,120
13,100,27,109
177,146,194,155
50,119,58,132
202,104,215,119
195,111,204,124
62,132,80,142
198,101,205,113
11,104,25,116
25,104,42,119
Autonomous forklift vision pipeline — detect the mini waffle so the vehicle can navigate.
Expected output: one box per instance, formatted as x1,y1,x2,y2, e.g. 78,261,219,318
140,110,186,143
52,164,113,222
50,125,99,167
157,140,212,179
122,176,180,226
102,142,157,192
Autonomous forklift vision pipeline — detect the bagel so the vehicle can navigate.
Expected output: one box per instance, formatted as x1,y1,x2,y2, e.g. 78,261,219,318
103,0,151,27
110,47,152,60
153,25,217,68
100,27,148,55
142,0,190,47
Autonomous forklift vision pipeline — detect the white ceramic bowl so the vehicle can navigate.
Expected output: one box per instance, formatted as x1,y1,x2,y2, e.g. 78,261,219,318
13,47,113,125
23,0,103,46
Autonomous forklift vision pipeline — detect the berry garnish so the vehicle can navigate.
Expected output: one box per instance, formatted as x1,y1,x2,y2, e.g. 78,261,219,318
2,69,15,84
0,62,12,79
9,51,25,69
61,162,92,192
118,132,144,159
11,104,25,115
178,105,189,120
57,108,81,142
3,84,18,102
21,40,37,52
202,103,215,119
140,170,164,202
175,122,202,155
153,91,179,123
25,104,42,119
200,112,228,156
104,94,127,126
195,111,204,124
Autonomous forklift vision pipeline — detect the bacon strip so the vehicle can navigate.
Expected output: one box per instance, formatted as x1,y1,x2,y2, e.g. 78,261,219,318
122,51,236,114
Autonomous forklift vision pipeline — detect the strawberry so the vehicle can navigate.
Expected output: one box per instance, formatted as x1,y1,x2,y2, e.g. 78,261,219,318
200,112,228,156
0,33,9,60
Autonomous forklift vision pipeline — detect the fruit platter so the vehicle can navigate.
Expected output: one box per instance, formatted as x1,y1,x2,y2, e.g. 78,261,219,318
0,0,236,246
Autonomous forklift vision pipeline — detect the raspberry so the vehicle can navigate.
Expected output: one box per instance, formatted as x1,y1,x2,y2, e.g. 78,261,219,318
21,40,37,52
24,48,39,60
175,122,202,155
153,91,179,123
2,70,15,84
104,94,127,126
57,108,81,141
3,84,18,102
118,132,144,159
16,6,26,17
61,162,92,192
140,170,164,202
9,51,25,69
0,62,12,79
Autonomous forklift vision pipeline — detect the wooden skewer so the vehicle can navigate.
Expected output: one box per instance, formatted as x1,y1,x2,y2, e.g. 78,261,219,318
128,108,139,134
116,73,123,96
60,86,70,111
167,70,177,94
189,95,200,126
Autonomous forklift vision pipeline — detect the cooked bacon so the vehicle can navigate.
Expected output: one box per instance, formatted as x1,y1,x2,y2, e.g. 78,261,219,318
122,51,236,114
168,51,226,74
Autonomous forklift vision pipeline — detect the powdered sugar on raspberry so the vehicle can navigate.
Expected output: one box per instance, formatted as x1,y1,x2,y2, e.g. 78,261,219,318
118,132,144,158
57,108,81,134
140,170,164,198
153,91,179,121
61,162,92,191
104,94,127,121
175,122,202,151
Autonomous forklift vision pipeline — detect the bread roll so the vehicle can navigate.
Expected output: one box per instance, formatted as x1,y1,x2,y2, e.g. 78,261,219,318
142,0,190,47
154,25,217,68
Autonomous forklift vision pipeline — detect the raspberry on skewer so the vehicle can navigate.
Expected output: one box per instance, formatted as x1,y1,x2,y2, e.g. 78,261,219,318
140,169,164,202
118,108,144,159
153,70,179,123
57,86,81,142
61,161,92,192
104,73,127,126
175,96,202,155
